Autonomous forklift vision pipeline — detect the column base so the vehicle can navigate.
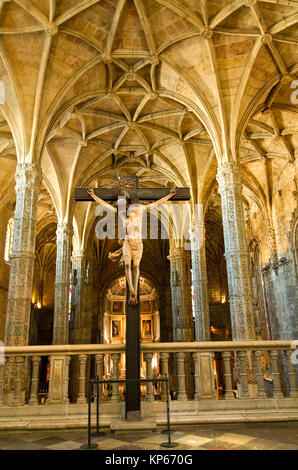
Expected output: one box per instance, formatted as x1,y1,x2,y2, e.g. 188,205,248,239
76,397,87,405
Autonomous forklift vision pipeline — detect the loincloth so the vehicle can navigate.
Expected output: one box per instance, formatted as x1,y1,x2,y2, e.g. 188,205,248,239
123,238,143,265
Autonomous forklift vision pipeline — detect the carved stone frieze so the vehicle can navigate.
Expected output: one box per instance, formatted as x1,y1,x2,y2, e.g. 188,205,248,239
217,162,256,340
52,223,73,345
168,244,194,342
190,221,210,341
5,164,42,346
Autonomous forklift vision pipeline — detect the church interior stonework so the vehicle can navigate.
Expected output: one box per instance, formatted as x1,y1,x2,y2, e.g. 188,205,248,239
0,0,297,450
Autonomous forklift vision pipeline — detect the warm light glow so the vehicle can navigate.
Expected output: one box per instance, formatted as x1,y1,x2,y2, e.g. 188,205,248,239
36,301,42,309
4,218,14,263
152,354,158,371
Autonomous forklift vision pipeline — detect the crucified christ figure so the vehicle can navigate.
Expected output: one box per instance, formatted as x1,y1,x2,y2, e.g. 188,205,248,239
87,186,177,305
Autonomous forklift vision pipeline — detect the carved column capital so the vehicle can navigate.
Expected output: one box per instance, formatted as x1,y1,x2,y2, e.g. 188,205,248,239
216,161,242,192
72,249,86,261
56,223,73,240
15,163,42,193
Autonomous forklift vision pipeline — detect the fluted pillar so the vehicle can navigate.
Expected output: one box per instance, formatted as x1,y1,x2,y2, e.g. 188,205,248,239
77,354,88,404
53,223,73,345
222,351,234,400
95,354,105,398
160,352,169,401
176,352,187,401
29,356,41,405
254,350,266,398
190,221,210,341
5,163,42,346
144,352,154,402
216,162,255,340
12,356,25,406
111,353,120,402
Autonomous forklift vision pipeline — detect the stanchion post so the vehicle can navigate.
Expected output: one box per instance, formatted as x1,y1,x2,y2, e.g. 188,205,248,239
81,380,97,449
161,376,176,435
92,376,105,437
161,375,178,448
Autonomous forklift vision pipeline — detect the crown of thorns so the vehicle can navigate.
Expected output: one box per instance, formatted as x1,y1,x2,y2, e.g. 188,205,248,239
108,171,134,198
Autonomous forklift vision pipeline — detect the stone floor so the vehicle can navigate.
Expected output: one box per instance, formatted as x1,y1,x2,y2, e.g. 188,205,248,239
0,422,298,450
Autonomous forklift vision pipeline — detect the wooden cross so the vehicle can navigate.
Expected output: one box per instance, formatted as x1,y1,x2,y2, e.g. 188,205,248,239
75,178,190,420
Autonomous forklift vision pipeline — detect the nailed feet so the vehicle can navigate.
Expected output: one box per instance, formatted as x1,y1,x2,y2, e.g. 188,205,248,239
129,292,138,306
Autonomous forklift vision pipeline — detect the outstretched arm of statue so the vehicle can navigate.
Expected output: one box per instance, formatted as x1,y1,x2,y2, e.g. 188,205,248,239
145,186,177,210
87,188,117,213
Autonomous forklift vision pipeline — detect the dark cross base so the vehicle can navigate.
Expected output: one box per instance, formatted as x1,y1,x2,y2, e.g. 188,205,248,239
75,179,190,420
125,280,141,420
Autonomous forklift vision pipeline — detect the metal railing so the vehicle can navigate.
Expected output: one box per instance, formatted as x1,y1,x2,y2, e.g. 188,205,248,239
80,375,177,450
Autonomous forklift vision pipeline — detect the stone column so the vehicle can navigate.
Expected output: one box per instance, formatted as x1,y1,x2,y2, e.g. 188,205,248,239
285,350,298,398
77,354,88,404
270,350,283,398
168,246,194,342
254,350,266,399
221,351,234,400
95,353,105,398
5,163,42,346
0,364,4,406
29,356,41,405
52,223,73,345
176,352,187,401
12,356,25,406
144,352,154,402
111,353,120,402
216,162,255,340
70,250,92,344
160,352,169,401
190,221,210,341
168,245,194,398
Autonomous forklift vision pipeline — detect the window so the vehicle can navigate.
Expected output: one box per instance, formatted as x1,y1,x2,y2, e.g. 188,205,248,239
4,218,14,263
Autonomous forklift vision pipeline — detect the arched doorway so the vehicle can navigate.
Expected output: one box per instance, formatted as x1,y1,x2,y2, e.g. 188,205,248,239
102,276,161,399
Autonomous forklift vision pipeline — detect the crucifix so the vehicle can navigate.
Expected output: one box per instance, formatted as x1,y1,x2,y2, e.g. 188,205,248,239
75,177,190,420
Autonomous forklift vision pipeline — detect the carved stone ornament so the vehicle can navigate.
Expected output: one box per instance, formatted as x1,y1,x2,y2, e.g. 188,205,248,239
216,161,256,341
5,163,42,346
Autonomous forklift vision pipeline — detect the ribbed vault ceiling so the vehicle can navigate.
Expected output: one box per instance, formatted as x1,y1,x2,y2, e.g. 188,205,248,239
0,0,297,248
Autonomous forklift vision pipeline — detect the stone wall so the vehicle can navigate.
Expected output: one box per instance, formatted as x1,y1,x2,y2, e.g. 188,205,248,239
244,160,298,341
0,205,13,341
262,256,297,340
